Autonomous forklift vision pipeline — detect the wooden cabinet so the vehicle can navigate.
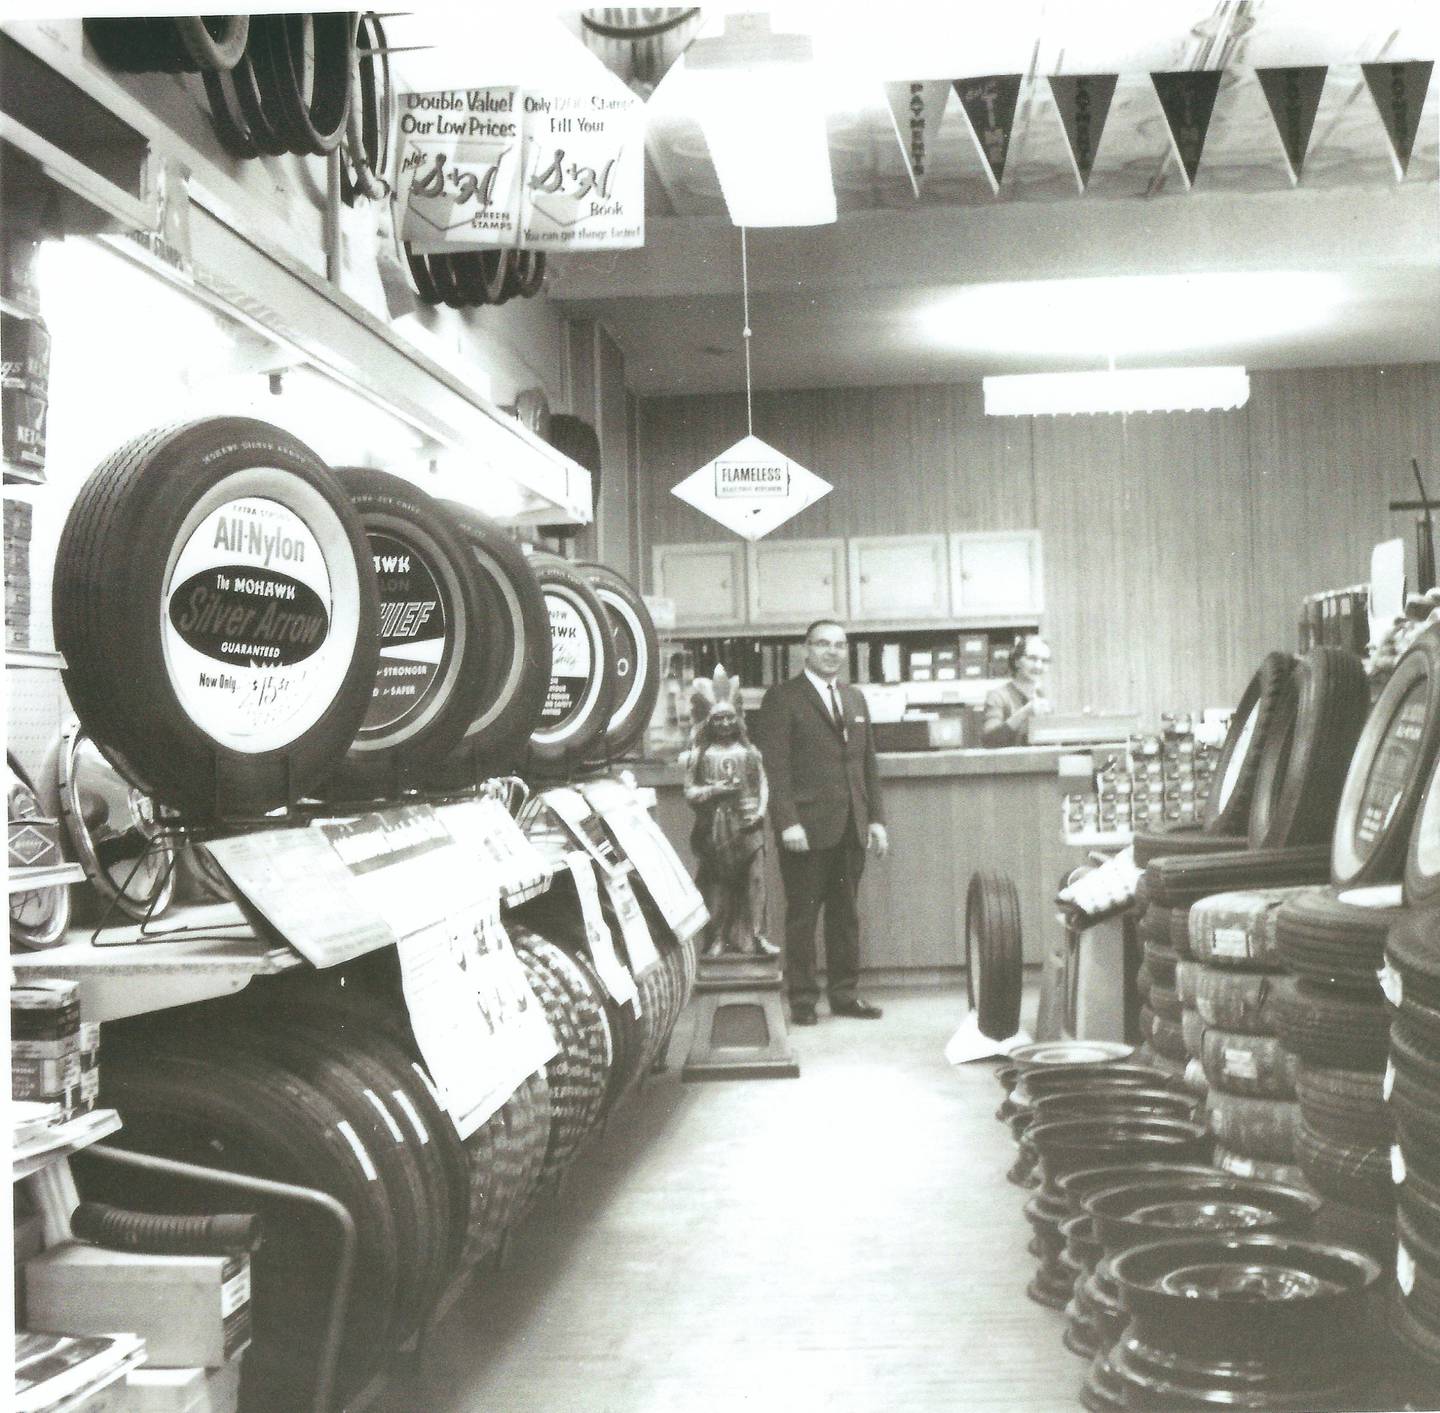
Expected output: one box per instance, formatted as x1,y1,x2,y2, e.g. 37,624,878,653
651,542,745,627
950,531,1043,616
847,534,950,621
746,537,845,625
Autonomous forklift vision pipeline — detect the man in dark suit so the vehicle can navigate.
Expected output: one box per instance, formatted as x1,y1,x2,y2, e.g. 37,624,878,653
756,619,888,1025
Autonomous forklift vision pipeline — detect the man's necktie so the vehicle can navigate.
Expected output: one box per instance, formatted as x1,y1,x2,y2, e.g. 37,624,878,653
829,683,848,743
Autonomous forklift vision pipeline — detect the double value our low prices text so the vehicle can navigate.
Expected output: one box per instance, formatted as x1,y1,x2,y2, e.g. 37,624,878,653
396,78,643,253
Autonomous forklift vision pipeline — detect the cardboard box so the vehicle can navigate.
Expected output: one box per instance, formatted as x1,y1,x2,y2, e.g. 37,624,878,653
27,1246,252,1369
12,980,81,1044
959,635,988,657
125,1362,242,1413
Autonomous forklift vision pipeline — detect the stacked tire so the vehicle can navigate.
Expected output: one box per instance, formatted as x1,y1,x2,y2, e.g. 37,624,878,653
1187,889,1309,1187
1133,845,1330,1083
1273,888,1405,1257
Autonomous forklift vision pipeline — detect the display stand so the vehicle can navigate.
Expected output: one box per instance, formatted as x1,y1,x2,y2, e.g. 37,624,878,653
681,956,798,1081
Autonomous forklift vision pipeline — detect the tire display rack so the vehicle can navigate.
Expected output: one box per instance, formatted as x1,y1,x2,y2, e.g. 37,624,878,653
0,27,678,1410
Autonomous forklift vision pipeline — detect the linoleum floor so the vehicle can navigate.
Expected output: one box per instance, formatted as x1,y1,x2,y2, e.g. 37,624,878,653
415,985,1082,1413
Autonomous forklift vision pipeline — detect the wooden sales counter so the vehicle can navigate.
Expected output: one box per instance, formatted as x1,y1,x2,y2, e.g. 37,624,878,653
631,746,1109,982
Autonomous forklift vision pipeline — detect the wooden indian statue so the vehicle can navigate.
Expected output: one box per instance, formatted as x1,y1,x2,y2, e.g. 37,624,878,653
683,668,778,960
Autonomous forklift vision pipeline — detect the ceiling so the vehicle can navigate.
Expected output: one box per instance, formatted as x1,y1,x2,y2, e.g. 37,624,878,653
541,1,1440,394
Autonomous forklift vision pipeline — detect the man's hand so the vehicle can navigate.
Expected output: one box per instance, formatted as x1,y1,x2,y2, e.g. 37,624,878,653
868,822,889,858
780,824,809,852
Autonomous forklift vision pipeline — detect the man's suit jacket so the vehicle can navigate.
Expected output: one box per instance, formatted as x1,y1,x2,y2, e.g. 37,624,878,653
756,675,884,852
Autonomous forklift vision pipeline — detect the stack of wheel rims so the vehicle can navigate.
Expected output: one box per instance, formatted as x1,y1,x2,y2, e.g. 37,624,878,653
1024,1108,1211,1310
998,1042,1207,1309
1077,1170,1321,1402
1058,1161,1220,1363
1087,1234,1382,1411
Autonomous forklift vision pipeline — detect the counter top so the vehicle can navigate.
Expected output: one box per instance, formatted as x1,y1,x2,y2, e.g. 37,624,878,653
631,744,1082,786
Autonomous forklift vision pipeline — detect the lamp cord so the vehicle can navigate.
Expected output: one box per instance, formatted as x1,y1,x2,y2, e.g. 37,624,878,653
741,224,753,436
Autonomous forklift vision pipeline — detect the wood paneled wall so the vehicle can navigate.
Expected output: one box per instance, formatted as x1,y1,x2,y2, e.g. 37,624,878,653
630,365,1440,723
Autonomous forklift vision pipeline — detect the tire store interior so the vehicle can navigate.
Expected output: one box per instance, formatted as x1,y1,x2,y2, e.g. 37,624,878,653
5,5,1440,1412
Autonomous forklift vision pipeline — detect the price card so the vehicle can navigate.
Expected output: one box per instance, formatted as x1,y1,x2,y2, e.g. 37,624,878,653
207,828,396,967
319,805,478,938
396,886,557,1137
589,796,707,940
437,797,552,903
599,867,660,975
567,852,638,1010
539,787,626,877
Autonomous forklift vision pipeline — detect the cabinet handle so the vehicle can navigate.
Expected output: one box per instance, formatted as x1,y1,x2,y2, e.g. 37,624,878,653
860,575,869,585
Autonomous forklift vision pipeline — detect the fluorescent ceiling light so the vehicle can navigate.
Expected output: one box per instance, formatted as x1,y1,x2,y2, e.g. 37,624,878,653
983,366,1251,416
684,15,836,228
918,273,1346,359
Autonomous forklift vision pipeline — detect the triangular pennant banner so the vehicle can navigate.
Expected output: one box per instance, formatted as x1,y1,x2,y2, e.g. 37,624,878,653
1256,66,1328,184
574,8,706,100
1150,70,1223,189
953,74,1023,194
1047,74,1117,192
671,435,832,542
883,80,952,198
1362,60,1435,180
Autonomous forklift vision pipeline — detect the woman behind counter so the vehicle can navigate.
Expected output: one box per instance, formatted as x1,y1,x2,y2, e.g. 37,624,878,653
981,634,1053,747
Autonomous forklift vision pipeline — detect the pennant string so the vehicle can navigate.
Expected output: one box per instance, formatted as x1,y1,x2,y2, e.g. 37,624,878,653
741,225,754,436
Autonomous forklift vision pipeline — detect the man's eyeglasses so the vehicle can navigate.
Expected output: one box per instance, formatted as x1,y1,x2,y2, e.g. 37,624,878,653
1021,654,1051,664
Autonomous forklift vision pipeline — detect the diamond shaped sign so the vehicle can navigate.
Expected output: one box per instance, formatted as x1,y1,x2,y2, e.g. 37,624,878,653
671,435,832,541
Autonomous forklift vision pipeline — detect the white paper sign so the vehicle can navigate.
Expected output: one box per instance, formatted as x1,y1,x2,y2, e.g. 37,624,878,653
207,829,396,967
396,891,557,1137
437,797,552,903
599,868,660,974
521,76,645,250
592,798,707,940
541,787,627,876
567,852,638,1009
318,806,473,938
671,434,833,541
396,88,526,251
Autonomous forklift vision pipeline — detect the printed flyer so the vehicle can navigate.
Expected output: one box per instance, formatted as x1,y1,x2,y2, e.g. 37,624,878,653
397,891,557,1136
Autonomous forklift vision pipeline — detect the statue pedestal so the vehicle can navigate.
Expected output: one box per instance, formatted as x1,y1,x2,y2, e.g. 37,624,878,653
681,956,800,1081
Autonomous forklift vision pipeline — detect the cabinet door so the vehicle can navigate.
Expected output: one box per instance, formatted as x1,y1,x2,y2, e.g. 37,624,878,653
747,538,846,625
652,542,745,626
847,535,950,621
950,531,1043,616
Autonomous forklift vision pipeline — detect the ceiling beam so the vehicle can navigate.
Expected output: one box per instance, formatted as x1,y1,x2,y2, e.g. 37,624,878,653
547,182,1440,302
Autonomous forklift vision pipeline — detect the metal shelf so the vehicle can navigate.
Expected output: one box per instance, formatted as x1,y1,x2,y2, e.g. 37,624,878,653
663,616,1040,639
6,648,64,670
13,1107,122,1183
10,902,303,1022
9,861,84,893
